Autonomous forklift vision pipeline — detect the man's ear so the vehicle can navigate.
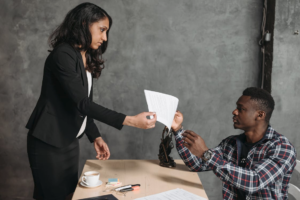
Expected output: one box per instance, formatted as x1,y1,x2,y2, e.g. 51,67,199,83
256,111,266,121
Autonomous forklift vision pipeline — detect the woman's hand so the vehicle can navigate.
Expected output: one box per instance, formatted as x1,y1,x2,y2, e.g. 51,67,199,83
171,111,183,132
123,112,157,129
93,137,110,160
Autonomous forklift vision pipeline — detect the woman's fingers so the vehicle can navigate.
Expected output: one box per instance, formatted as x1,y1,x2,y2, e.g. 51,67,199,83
126,112,158,129
136,112,157,129
145,112,157,121
99,144,110,160
94,138,110,160
95,146,101,159
104,143,110,160
147,113,157,128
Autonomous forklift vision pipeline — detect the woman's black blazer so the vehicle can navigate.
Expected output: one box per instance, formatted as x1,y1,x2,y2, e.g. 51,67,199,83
26,43,126,148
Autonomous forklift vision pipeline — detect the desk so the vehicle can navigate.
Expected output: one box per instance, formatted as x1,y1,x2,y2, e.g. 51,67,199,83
72,159,208,200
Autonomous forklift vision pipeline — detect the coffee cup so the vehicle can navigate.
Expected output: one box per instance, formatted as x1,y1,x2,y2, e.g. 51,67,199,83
81,171,100,186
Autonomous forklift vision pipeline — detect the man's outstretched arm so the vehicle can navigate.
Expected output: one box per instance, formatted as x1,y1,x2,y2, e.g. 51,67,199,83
183,130,297,194
173,127,212,171
171,111,223,172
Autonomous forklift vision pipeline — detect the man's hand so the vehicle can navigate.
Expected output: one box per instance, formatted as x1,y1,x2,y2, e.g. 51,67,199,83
171,111,183,132
182,130,209,158
94,137,110,160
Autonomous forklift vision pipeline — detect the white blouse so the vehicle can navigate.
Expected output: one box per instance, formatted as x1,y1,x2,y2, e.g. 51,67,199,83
76,71,92,138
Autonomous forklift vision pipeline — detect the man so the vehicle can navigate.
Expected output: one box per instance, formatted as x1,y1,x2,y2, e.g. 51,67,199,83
171,87,297,200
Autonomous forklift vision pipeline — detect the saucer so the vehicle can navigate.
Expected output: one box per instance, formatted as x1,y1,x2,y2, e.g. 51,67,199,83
80,180,102,188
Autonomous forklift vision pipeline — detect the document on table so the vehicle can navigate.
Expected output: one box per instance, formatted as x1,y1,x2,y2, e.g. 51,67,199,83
144,90,179,131
134,188,207,200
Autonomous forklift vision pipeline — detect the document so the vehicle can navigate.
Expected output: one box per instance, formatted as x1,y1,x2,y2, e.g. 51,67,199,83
134,188,207,200
144,90,179,131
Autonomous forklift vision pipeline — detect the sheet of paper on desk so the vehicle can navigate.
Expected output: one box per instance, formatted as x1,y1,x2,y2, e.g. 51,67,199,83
134,188,207,200
144,90,179,131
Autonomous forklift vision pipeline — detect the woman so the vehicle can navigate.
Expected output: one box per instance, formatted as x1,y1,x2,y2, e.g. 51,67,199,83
26,3,157,200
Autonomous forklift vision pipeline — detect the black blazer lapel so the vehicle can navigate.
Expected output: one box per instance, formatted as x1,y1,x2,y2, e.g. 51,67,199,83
75,50,88,93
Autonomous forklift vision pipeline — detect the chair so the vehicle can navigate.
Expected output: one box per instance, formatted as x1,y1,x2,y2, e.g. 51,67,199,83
289,160,300,200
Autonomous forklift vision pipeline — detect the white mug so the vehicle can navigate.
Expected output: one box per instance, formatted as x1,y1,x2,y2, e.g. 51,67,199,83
81,171,100,186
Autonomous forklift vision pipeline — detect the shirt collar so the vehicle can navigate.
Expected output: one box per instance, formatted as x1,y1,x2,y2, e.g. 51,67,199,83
264,125,276,140
237,125,274,143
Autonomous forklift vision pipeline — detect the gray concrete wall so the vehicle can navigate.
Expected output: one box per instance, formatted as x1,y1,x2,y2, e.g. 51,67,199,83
0,0,264,199
272,0,300,198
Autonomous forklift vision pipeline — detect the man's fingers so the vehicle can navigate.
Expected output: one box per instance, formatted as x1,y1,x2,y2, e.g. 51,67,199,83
183,130,193,136
184,130,197,137
183,137,193,145
175,111,183,117
183,142,191,149
183,132,196,141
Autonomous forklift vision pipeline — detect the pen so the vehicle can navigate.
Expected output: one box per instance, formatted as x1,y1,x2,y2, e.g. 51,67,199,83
119,188,134,192
115,184,140,191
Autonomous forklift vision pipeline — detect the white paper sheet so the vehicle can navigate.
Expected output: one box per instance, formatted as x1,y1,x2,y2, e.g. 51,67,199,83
134,188,207,200
144,90,179,131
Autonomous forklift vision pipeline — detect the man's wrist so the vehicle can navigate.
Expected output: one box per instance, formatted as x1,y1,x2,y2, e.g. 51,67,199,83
201,149,212,161
172,125,184,137
172,125,183,132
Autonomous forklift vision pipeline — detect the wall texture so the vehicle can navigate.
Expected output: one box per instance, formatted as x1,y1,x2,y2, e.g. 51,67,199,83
272,0,300,198
0,0,265,199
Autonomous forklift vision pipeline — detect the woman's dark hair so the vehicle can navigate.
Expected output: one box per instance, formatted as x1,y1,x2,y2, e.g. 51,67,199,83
48,2,112,78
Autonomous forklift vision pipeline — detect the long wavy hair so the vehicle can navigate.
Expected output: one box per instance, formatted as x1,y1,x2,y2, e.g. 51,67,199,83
48,2,112,78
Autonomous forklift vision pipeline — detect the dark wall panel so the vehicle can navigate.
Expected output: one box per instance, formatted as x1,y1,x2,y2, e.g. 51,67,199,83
272,0,300,193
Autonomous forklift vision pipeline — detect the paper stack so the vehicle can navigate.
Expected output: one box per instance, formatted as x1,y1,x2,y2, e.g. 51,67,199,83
144,90,179,132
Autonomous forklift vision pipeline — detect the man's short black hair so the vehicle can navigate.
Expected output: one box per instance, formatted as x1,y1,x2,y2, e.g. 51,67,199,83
243,87,275,123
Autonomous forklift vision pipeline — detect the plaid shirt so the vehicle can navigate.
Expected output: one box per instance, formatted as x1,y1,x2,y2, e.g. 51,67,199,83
173,126,297,200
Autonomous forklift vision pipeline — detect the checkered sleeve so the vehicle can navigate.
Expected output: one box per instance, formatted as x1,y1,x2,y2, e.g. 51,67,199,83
173,128,224,172
206,142,297,194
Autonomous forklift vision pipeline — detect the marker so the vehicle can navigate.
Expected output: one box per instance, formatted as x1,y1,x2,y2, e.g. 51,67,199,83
132,186,140,190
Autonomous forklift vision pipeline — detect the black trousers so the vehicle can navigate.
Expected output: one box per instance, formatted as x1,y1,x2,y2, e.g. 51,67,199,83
27,132,79,200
